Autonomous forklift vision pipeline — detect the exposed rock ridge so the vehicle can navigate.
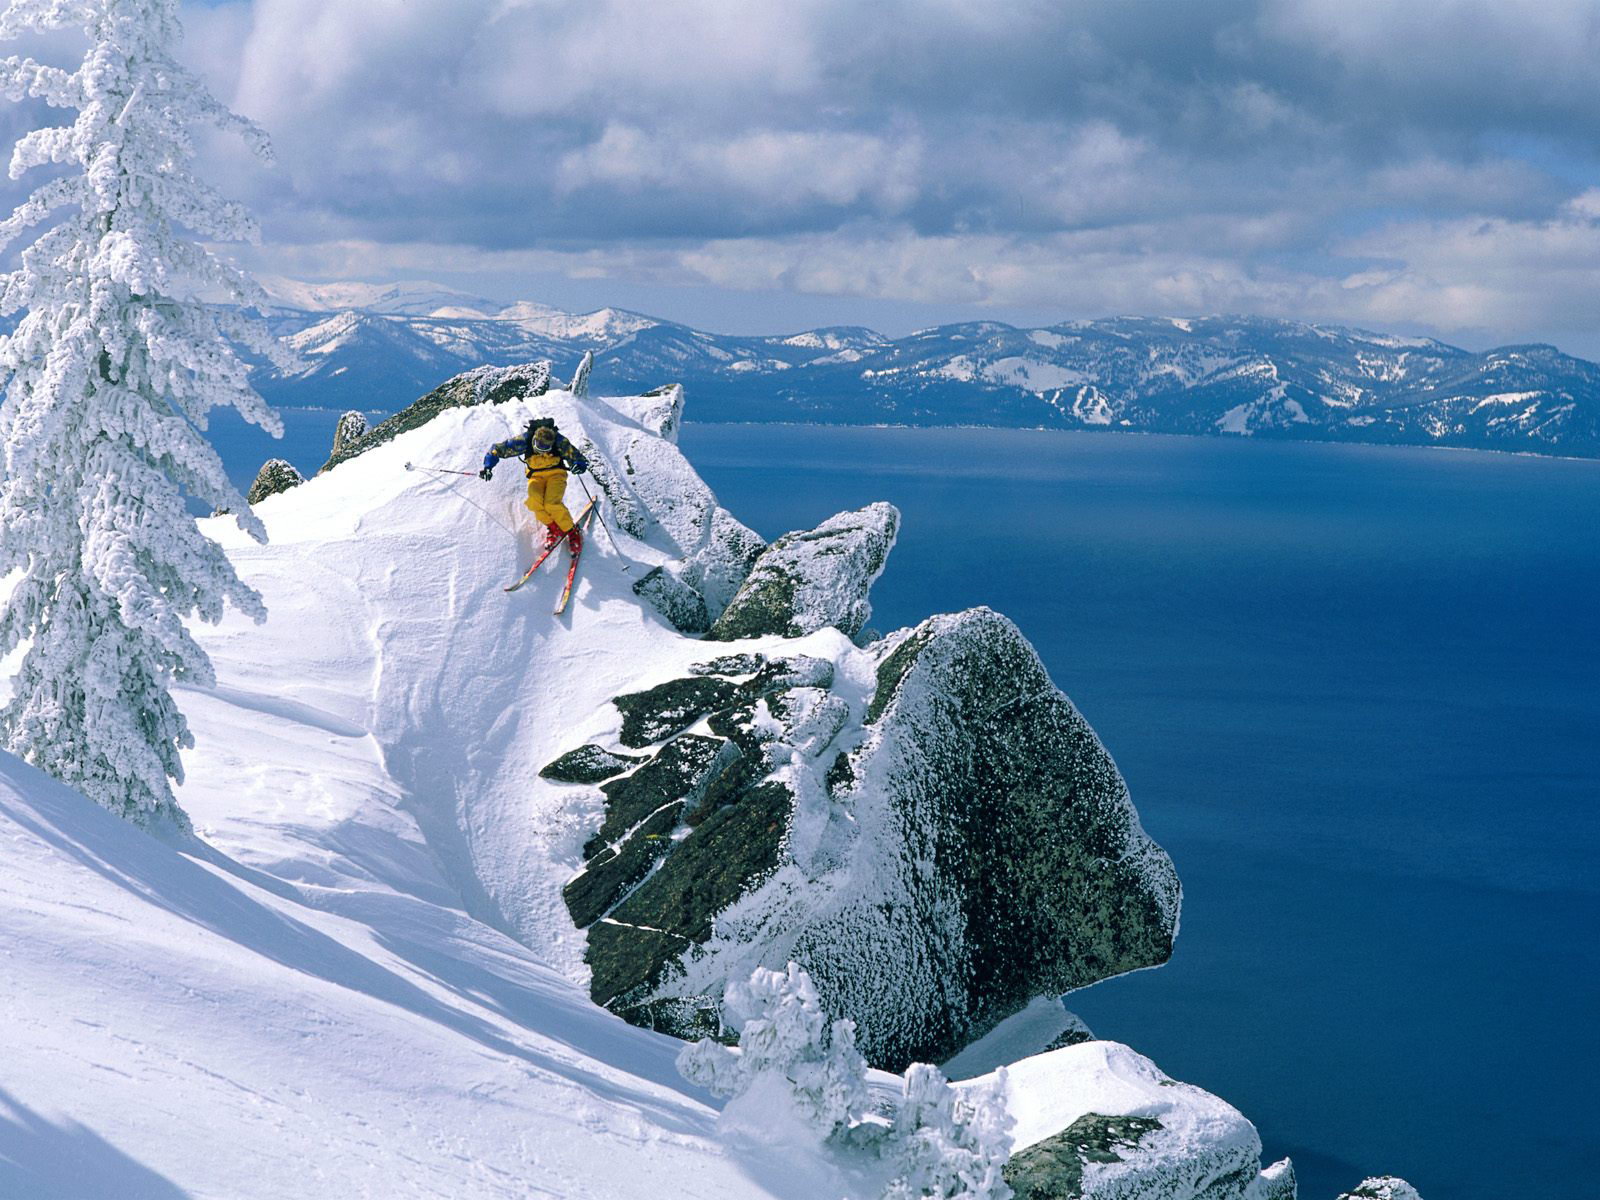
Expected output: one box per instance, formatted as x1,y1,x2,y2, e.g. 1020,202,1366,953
319,361,551,473
575,382,765,632
1004,1113,1164,1198
795,608,1180,1067
707,501,900,641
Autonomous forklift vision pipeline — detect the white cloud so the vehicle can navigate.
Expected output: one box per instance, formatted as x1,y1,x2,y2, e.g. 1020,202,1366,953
146,0,1600,350
555,124,923,214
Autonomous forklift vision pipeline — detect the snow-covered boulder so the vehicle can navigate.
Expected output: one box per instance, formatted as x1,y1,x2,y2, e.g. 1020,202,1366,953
707,502,900,641
576,383,766,629
553,606,1178,1070
1336,1179,1424,1200
835,610,1180,1045
329,409,369,459
319,360,551,472
1000,1042,1293,1200
1250,1160,1298,1200
246,457,303,504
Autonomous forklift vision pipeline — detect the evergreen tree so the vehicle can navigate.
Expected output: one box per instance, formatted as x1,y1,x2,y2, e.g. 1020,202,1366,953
0,0,287,823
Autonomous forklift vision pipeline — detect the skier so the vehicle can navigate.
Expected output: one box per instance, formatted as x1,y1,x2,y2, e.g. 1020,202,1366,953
479,418,590,553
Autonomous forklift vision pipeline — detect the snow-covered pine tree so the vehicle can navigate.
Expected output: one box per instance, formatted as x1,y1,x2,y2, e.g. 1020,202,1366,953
0,0,287,823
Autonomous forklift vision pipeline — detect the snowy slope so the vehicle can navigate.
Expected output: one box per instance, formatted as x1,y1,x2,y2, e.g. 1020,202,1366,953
0,749,793,1200
3,385,1293,1198
0,743,1284,1200
0,383,876,1195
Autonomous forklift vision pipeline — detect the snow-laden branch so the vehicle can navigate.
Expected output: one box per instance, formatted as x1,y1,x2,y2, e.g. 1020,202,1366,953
0,55,80,106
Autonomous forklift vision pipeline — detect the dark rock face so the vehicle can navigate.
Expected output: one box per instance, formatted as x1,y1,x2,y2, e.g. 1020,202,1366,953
631,567,710,635
1004,1114,1164,1199
555,656,855,1031
688,654,766,677
246,458,304,505
593,780,794,1022
707,502,900,641
538,745,644,785
584,735,730,856
814,609,1180,1065
1041,1011,1097,1053
610,658,836,749
553,615,1178,1072
319,361,550,473
612,678,741,748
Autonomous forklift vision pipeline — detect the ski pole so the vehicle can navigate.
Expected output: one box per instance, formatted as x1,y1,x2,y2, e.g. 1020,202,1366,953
578,476,631,574
404,462,519,540
404,461,480,478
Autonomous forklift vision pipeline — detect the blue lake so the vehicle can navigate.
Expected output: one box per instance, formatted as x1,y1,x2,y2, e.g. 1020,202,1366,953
676,425,1599,1200
216,410,1600,1200
210,406,391,497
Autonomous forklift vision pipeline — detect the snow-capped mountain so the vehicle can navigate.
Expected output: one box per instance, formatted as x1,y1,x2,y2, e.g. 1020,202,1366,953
258,275,509,318
249,284,1600,458
9,367,1431,1198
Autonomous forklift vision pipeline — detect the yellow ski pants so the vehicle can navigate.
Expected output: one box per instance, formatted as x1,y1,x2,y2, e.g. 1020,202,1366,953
525,470,574,530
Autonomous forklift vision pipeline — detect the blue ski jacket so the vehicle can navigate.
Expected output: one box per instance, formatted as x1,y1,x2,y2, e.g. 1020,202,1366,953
483,431,588,476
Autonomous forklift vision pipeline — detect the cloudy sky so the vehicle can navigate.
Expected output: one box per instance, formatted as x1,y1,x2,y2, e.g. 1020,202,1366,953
67,1,1600,345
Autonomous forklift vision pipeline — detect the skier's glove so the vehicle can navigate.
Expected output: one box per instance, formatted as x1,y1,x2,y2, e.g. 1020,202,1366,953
478,467,494,481
570,459,589,475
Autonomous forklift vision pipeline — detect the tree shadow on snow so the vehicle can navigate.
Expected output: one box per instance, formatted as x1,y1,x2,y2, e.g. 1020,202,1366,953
0,1087,189,1200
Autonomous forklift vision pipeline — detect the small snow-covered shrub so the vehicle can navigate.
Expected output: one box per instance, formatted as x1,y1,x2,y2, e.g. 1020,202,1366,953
884,1064,1014,1200
678,961,868,1139
680,963,1014,1199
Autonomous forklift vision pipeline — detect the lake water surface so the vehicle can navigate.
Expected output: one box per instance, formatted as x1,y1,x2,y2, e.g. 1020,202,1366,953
219,411,1599,1200
677,424,1599,1200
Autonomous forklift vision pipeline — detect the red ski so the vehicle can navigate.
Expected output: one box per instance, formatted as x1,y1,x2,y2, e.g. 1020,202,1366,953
553,503,599,615
504,497,596,593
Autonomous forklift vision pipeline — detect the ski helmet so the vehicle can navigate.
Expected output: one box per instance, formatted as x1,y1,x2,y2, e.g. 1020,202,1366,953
531,424,557,452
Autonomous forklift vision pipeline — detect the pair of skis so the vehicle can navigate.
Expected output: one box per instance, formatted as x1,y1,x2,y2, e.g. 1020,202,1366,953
505,497,598,614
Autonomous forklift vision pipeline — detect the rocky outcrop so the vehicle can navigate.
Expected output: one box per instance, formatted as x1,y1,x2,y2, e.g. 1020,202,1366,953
631,567,712,635
1005,1114,1165,1198
569,349,594,398
329,410,368,459
246,458,304,505
706,502,900,641
1249,1160,1297,1200
545,607,1179,1070
826,609,1180,1053
1337,1179,1424,1200
320,361,551,473
538,745,644,784
1000,1042,1294,1200
576,383,766,631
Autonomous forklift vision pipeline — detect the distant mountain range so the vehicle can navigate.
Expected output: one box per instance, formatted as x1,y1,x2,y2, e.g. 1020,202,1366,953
252,278,1600,458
